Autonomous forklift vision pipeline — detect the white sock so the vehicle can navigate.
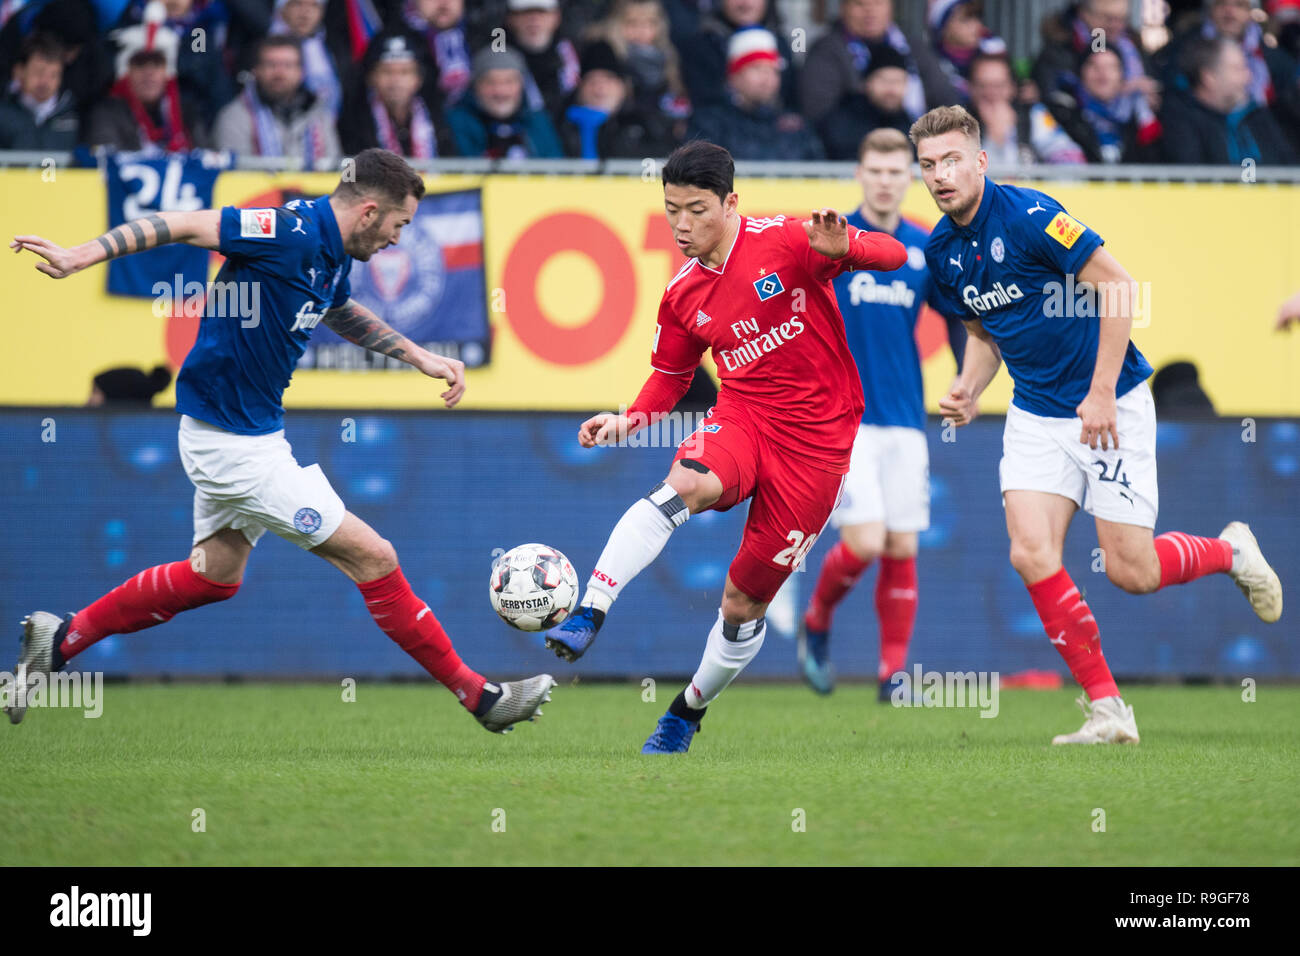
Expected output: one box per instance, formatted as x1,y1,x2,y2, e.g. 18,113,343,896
683,611,766,709
582,482,689,613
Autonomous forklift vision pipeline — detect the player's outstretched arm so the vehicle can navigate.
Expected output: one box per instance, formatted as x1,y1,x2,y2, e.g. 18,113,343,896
322,298,465,408
940,319,1001,426
10,210,221,279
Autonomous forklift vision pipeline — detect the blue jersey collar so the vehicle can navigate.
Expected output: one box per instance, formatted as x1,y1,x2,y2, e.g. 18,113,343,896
318,197,346,264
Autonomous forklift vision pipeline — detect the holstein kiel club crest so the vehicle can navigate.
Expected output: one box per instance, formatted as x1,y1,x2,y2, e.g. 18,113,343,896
361,220,445,333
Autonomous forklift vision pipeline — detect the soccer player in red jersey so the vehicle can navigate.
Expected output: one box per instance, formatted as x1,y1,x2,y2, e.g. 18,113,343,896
543,140,907,753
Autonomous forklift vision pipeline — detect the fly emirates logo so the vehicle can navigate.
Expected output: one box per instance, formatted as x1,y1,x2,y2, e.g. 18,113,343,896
716,316,806,372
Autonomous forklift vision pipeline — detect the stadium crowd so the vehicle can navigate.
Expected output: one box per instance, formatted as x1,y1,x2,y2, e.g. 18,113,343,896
0,0,1298,165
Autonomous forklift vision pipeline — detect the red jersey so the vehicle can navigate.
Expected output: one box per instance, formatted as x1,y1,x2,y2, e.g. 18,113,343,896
632,215,907,472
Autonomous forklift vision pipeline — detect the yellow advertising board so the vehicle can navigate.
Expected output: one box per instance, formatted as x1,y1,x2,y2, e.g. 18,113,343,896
2,167,1297,415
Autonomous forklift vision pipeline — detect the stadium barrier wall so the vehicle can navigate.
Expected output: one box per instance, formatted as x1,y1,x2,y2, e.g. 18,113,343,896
2,409,1294,680
1,166,1298,415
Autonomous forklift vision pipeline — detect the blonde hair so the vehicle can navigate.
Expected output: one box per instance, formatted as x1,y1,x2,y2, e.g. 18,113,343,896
584,0,685,98
908,105,982,148
857,127,912,163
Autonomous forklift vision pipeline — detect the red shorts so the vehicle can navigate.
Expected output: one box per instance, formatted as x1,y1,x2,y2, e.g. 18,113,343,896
673,402,848,603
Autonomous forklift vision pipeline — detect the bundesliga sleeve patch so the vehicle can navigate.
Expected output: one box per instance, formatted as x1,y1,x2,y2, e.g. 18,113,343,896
240,209,277,238
1045,211,1084,249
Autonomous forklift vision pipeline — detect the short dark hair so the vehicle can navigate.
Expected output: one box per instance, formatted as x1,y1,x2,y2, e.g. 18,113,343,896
17,32,65,66
1181,34,1233,90
662,140,734,204
255,35,303,66
334,148,426,207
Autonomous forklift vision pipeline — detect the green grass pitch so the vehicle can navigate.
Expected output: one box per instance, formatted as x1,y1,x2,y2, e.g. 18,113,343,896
2,683,1297,866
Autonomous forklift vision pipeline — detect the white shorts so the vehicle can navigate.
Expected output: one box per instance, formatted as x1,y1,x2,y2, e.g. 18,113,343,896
999,382,1159,528
178,415,346,549
830,424,930,532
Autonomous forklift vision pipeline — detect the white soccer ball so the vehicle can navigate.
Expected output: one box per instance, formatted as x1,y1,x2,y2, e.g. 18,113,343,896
489,543,579,632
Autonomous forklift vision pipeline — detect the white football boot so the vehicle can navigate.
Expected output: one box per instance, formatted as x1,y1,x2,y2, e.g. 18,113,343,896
1219,522,1282,623
475,674,556,734
3,611,67,725
1051,694,1140,745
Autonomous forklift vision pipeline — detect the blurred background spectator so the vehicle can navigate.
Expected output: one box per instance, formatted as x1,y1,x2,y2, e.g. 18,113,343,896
0,32,79,149
0,0,115,116
1046,47,1162,161
87,46,208,150
1160,33,1297,162
213,35,341,163
688,24,822,160
446,46,563,158
398,0,472,111
817,41,911,160
583,0,690,129
559,39,677,158
339,30,453,156
678,0,798,113
87,364,173,407
270,0,349,119
504,0,582,120
1150,359,1217,416
117,0,234,128
928,0,1008,104
970,51,1086,165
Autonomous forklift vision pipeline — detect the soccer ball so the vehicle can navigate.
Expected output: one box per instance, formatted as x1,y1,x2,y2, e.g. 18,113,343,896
489,543,579,631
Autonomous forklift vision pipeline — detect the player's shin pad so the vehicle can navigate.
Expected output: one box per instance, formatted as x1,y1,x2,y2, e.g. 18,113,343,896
584,482,689,609
683,612,766,709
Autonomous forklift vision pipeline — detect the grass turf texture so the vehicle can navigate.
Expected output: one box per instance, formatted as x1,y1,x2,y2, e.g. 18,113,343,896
2,683,1297,866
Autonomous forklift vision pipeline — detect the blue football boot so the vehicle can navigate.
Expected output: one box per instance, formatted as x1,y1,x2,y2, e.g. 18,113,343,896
641,711,700,754
797,620,834,695
544,605,605,662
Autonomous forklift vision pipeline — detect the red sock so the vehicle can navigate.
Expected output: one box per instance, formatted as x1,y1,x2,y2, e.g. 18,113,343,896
358,566,484,709
805,541,872,631
63,560,240,662
1027,567,1119,701
1153,532,1232,589
875,556,918,681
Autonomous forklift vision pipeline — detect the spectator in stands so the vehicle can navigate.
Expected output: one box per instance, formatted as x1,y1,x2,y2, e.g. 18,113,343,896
213,36,341,164
585,0,690,125
559,40,678,158
677,0,798,112
928,0,1009,104
446,46,564,157
0,0,115,114
1161,0,1300,147
1160,33,1297,162
1047,47,1162,162
0,33,79,149
117,0,235,127
505,0,582,119
687,27,824,161
86,47,208,150
802,0,957,125
399,0,473,109
969,52,1086,165
817,42,912,160
270,0,348,118
1034,0,1160,113
87,365,173,408
340,31,453,157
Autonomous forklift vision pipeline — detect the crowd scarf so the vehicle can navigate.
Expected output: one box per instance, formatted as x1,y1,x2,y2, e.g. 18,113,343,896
842,20,926,117
270,13,341,117
521,37,581,112
935,32,1007,101
111,73,191,151
368,88,437,157
1203,18,1274,105
1224,101,1263,163
402,0,471,103
243,84,325,161
342,0,382,62
1076,83,1130,160
1070,13,1158,129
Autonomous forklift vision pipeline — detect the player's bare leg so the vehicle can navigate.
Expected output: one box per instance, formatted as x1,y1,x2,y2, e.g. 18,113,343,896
311,512,553,733
801,521,883,694
643,575,769,754
1095,517,1281,621
1004,490,1139,745
3,529,247,724
545,459,723,662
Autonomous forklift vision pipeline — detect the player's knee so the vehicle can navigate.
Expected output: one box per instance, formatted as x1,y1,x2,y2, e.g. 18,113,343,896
882,532,918,561
1009,540,1056,581
841,525,883,562
720,585,765,626
364,537,399,578
666,462,719,513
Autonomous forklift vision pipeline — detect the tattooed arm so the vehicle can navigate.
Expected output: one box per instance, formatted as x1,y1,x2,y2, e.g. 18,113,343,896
323,298,467,408
9,210,221,279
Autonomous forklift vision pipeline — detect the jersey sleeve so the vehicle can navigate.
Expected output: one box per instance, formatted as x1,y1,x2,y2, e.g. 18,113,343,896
649,295,705,376
217,206,314,266
1021,194,1104,276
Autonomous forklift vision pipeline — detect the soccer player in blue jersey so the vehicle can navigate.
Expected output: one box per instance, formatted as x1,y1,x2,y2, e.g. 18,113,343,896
910,105,1282,744
799,128,967,700
5,149,554,733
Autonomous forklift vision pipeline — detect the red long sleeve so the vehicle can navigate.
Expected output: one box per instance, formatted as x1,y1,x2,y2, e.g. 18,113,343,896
627,367,696,424
842,228,908,272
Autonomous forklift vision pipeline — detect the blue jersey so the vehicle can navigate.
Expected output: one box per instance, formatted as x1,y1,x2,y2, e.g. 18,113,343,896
836,211,944,431
175,197,352,435
925,178,1151,418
